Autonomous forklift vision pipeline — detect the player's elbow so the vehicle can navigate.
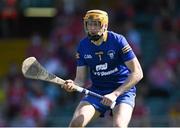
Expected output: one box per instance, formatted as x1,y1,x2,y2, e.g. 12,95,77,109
138,69,143,81
131,71,143,84
140,72,143,81
133,69,143,83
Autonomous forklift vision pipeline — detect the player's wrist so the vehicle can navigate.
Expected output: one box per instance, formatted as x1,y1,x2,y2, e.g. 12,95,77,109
112,91,120,97
112,89,124,97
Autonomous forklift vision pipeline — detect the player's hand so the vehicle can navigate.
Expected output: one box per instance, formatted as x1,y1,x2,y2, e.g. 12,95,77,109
62,79,76,92
101,93,117,107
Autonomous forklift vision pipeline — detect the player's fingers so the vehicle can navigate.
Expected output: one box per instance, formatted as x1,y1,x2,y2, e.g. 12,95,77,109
104,98,113,106
64,84,72,90
101,98,112,106
101,100,109,106
65,79,74,83
66,85,76,92
63,80,71,87
64,86,72,92
63,82,76,92
61,80,67,88
67,85,74,90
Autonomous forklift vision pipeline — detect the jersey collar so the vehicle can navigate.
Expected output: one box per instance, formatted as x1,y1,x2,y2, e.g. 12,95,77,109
91,31,108,46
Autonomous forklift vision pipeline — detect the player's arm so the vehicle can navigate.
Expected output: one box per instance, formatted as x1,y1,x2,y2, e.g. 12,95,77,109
74,66,89,86
63,66,88,92
113,57,143,97
101,57,143,106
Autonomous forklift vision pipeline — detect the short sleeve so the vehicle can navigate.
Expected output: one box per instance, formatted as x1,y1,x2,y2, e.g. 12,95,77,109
76,43,87,66
119,36,136,62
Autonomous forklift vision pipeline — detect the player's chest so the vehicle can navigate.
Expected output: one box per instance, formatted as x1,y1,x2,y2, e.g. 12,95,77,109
83,45,119,66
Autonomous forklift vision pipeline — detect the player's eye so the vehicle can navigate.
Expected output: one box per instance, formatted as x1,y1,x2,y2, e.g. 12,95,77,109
87,20,100,27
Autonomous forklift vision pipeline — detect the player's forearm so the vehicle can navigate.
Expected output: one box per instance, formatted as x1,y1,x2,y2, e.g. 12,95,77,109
74,66,88,87
113,71,143,97
74,78,85,87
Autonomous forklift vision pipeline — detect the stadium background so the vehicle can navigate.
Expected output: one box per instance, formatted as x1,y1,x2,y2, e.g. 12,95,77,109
0,0,179,127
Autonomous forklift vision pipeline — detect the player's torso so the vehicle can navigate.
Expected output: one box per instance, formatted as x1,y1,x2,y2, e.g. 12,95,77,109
80,32,130,88
84,39,120,75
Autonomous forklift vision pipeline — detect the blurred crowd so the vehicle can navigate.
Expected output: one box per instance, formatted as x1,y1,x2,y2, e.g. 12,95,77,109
0,0,180,127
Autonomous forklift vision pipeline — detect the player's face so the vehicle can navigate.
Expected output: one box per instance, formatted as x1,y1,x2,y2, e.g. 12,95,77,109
86,20,101,35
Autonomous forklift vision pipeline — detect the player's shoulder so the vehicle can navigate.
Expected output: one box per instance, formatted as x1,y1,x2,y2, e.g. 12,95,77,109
108,31,126,47
77,37,89,48
108,31,125,41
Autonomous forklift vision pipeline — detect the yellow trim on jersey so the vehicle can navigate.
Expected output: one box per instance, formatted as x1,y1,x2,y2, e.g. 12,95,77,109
122,44,132,53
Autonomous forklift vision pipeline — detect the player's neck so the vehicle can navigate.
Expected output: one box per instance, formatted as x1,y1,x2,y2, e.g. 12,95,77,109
91,31,108,46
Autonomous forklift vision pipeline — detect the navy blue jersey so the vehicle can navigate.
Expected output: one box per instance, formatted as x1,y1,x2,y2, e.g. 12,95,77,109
76,31,136,93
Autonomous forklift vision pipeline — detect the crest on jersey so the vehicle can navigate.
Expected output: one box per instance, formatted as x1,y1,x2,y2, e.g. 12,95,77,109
107,50,115,59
